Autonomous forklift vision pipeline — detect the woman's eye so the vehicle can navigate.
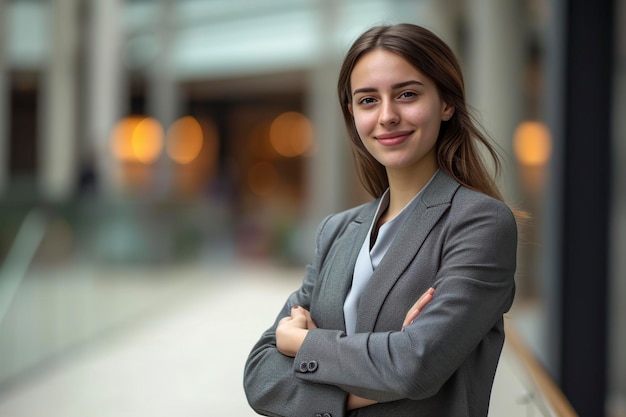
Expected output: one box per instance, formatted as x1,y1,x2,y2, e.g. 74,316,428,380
358,97,376,105
399,91,417,99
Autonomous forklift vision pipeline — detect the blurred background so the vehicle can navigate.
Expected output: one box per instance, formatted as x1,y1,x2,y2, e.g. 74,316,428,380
0,0,623,416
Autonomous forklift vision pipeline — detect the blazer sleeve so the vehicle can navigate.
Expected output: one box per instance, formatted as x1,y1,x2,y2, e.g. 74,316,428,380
292,194,517,403
243,214,349,417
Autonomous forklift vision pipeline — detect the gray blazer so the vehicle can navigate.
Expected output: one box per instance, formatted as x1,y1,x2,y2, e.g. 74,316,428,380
244,170,517,417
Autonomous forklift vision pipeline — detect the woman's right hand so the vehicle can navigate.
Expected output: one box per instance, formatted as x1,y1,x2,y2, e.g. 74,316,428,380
346,393,377,410
402,287,435,330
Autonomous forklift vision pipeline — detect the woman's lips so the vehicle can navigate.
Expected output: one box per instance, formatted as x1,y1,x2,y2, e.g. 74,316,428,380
375,131,413,146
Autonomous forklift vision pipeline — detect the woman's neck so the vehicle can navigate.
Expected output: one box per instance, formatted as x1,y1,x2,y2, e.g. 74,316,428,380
384,163,438,221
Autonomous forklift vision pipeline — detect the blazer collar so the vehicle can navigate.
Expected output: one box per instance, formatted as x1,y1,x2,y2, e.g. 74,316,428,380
354,169,459,219
419,169,460,208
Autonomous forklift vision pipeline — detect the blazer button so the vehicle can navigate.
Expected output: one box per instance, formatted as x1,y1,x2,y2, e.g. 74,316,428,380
299,361,309,373
307,360,318,372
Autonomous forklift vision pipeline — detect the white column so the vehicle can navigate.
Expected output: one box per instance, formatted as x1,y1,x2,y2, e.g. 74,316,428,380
0,0,9,195
85,0,125,196
301,0,351,260
466,0,532,339
39,0,79,201
147,0,179,129
146,0,180,198
306,62,347,214
466,0,524,204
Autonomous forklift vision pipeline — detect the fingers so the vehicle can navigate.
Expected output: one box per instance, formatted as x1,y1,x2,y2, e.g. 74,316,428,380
289,306,318,330
415,287,435,311
306,316,318,330
298,307,318,329
290,305,307,317
288,306,308,328
346,394,378,410
402,287,435,329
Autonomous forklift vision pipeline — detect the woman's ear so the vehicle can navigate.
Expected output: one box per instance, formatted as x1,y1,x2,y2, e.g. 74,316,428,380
441,102,455,121
348,103,353,115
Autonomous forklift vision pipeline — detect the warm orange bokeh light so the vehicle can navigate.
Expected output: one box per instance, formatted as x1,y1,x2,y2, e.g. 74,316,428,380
513,121,553,167
166,116,204,164
111,117,142,161
247,161,279,197
132,117,163,164
111,116,163,164
269,111,313,157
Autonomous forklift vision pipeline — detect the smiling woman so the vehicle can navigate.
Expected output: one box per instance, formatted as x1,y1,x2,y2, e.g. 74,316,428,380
347,49,454,211
244,23,519,417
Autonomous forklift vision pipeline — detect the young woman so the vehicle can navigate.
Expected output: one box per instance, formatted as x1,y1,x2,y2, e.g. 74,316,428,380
244,23,518,417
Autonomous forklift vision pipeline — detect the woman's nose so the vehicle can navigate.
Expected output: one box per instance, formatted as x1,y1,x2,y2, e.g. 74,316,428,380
379,100,399,126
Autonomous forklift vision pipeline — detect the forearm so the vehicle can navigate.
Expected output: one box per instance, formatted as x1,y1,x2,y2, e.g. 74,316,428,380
293,329,412,403
245,329,348,417
293,275,514,403
275,308,381,412
245,212,359,415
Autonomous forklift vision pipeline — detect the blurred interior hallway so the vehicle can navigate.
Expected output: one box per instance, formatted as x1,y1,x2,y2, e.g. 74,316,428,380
0,261,297,417
0,260,572,417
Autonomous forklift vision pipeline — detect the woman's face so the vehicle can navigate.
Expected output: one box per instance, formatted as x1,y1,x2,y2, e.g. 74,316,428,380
348,49,454,175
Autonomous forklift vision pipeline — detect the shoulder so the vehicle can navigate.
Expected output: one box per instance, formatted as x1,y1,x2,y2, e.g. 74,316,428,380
319,200,375,235
314,200,377,246
452,186,515,221
447,185,518,243
424,170,516,229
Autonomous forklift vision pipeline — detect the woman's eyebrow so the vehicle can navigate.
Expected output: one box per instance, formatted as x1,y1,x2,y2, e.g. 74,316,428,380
392,80,424,89
352,80,425,96
352,86,377,96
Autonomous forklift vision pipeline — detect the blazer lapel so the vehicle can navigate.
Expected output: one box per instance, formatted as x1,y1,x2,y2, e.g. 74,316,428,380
315,200,377,332
355,171,460,332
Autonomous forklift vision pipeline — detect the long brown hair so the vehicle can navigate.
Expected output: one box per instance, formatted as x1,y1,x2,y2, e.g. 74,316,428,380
338,23,504,202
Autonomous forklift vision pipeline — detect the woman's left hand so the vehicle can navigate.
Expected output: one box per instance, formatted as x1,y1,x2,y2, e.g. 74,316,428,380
276,306,316,357
402,287,435,330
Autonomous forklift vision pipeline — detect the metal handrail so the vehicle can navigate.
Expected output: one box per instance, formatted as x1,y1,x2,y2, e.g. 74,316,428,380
0,208,48,326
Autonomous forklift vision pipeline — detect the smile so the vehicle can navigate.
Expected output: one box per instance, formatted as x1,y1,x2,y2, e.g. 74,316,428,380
375,131,413,146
